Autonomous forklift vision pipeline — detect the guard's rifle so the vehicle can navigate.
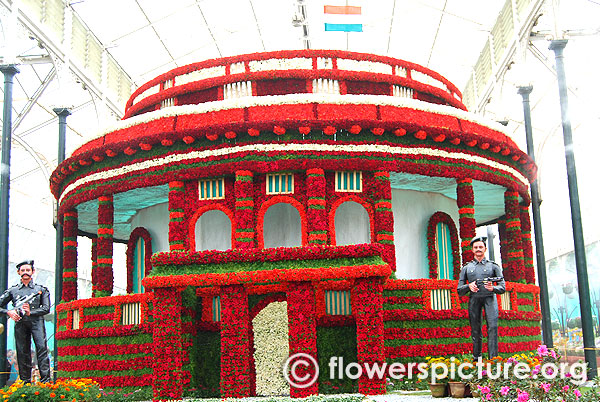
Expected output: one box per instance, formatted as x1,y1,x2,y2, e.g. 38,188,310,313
475,276,504,289
14,291,42,317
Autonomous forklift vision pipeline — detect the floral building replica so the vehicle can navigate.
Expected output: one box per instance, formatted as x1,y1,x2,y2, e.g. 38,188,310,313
51,50,542,400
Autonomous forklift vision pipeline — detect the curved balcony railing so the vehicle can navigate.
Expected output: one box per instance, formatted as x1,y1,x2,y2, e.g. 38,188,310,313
124,49,466,119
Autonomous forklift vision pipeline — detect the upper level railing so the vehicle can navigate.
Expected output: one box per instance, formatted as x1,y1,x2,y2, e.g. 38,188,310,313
123,50,466,119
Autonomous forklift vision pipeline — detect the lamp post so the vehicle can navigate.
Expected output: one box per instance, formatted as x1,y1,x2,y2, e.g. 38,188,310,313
549,39,597,379
53,107,71,381
516,85,553,348
0,64,19,388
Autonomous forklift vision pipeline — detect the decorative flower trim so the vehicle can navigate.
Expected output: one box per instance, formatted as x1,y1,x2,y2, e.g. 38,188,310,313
426,211,461,279
151,243,384,267
126,227,153,293
520,205,535,284
56,140,530,211
82,93,499,152
144,264,391,290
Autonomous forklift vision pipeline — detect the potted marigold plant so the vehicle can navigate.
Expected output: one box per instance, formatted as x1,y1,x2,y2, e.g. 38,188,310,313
424,356,450,398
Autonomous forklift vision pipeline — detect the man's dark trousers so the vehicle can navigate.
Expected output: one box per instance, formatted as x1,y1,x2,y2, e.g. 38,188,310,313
15,319,50,383
468,295,499,359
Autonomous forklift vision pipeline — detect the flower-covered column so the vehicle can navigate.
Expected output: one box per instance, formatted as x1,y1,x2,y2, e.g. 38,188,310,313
353,277,385,395
234,171,255,248
152,287,184,401
504,190,525,282
306,168,328,245
62,210,78,302
286,282,318,397
520,204,535,284
94,195,113,297
456,178,476,264
372,171,395,269
220,284,251,397
169,181,186,251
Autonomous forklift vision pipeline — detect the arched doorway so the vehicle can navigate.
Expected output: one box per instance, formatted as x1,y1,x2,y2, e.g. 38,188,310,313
334,201,371,245
194,209,232,251
252,301,290,396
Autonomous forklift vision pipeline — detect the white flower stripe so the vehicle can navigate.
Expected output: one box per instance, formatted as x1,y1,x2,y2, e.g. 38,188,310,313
88,94,511,147
59,142,528,204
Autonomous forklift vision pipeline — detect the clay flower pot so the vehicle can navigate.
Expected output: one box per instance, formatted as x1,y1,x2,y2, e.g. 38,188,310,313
448,381,468,398
429,382,448,398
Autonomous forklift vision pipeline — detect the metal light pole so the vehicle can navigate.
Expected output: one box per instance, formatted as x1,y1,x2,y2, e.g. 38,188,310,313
0,65,19,387
549,39,596,379
517,85,553,348
53,108,70,380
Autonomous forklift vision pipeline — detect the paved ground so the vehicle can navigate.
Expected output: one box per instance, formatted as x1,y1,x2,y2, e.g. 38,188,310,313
369,392,478,401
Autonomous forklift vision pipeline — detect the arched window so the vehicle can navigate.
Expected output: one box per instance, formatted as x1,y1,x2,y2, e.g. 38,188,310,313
427,212,460,279
334,201,371,245
195,209,232,251
126,227,153,293
262,203,302,248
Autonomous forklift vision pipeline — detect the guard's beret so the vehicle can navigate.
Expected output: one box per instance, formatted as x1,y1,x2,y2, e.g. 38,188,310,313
469,236,487,246
16,260,34,269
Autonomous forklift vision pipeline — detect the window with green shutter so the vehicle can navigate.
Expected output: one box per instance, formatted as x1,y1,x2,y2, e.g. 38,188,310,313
435,222,453,280
199,178,225,200
335,171,362,192
325,290,352,315
212,296,221,322
266,173,294,195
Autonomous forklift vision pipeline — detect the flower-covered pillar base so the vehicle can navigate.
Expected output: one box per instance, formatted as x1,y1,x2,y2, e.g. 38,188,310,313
306,168,328,245
152,287,184,401
220,284,252,397
456,178,476,264
234,171,255,248
504,190,525,282
353,277,385,395
372,171,395,269
520,204,535,284
94,195,113,297
286,282,318,397
169,181,186,251
62,210,78,302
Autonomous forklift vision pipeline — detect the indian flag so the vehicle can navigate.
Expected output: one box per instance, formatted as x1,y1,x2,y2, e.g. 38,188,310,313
324,5,362,32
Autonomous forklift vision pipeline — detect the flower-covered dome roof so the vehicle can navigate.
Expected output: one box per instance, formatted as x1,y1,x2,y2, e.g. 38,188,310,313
50,49,535,232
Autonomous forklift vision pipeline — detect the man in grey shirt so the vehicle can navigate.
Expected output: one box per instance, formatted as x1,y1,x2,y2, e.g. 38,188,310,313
0,260,51,383
457,237,505,359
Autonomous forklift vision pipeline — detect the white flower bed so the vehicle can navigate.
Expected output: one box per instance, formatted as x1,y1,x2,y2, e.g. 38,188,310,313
252,301,290,396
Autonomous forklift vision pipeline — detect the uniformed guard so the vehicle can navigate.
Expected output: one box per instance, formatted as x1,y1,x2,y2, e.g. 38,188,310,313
457,237,505,359
0,260,51,383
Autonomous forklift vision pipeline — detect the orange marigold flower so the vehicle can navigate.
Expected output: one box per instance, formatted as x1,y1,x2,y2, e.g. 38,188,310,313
50,392,56,397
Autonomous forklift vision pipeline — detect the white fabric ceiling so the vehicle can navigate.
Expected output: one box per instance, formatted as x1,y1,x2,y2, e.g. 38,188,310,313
0,0,599,284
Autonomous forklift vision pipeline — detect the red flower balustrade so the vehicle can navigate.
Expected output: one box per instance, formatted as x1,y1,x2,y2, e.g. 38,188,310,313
372,171,396,270
62,209,78,301
286,282,318,397
169,181,186,251
306,168,328,245
152,287,185,401
520,205,535,284
220,284,251,397
353,277,386,395
94,195,113,297
504,190,525,282
456,178,475,264
235,171,255,248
